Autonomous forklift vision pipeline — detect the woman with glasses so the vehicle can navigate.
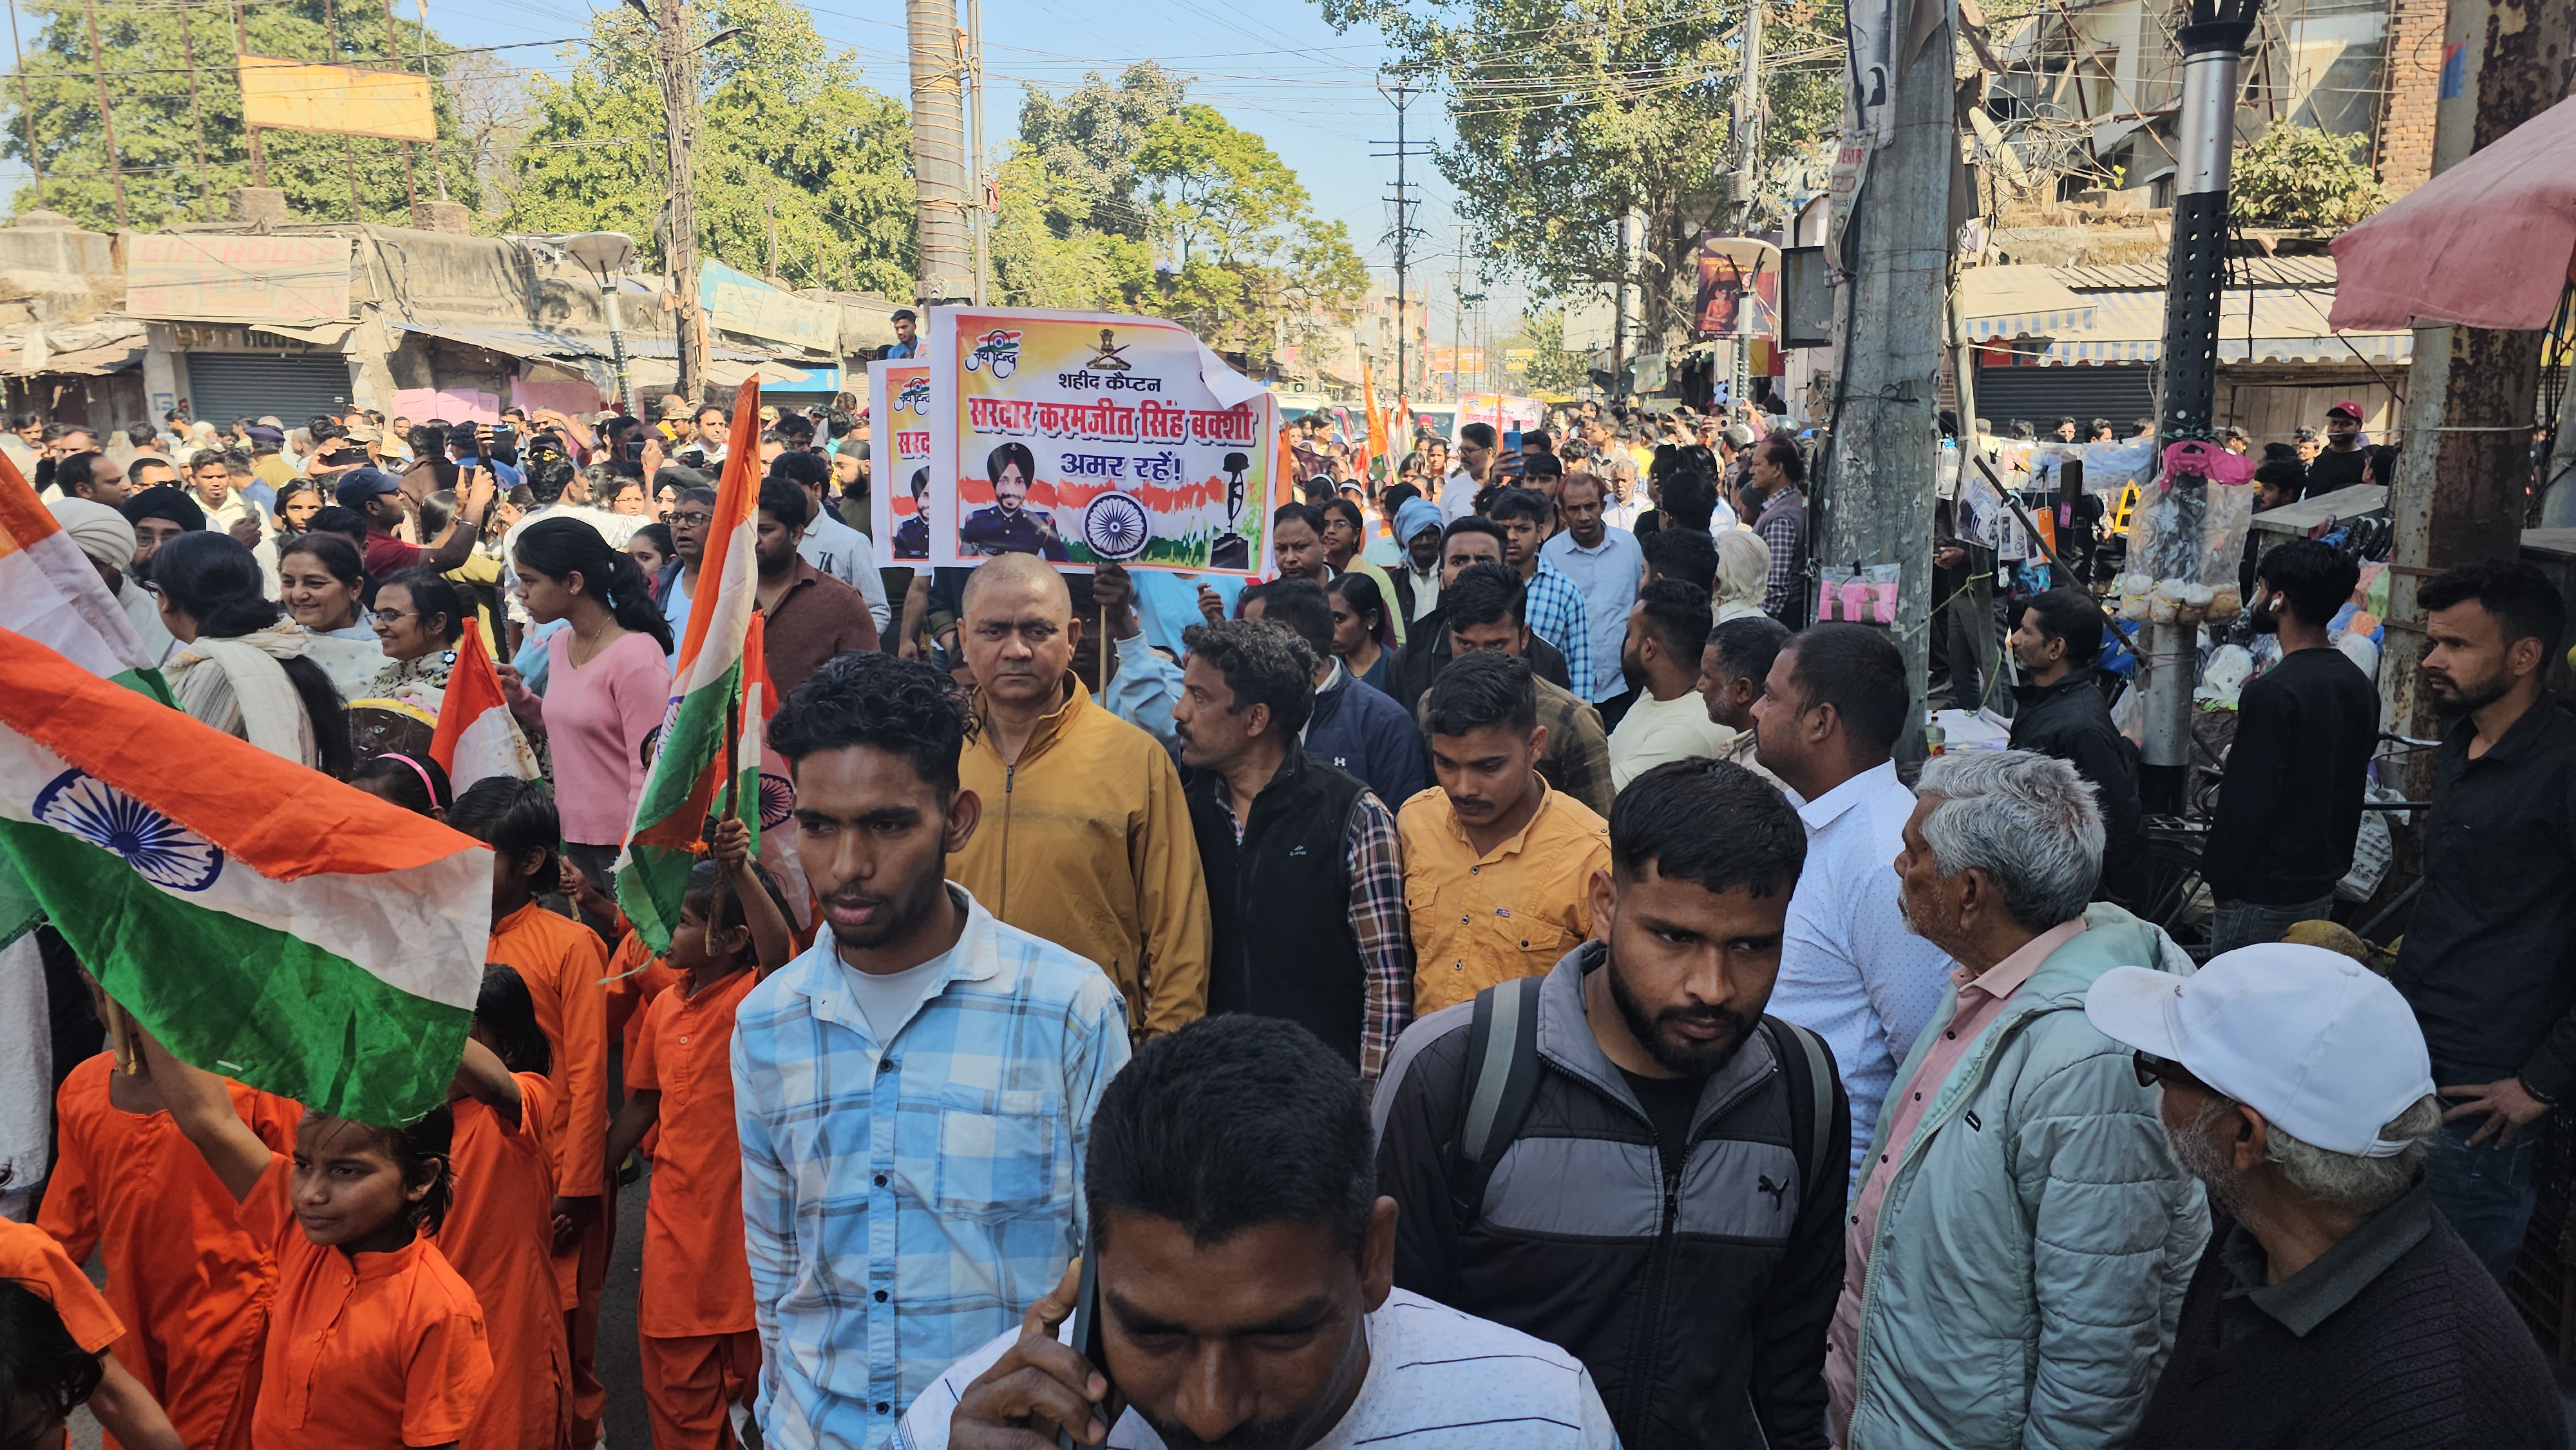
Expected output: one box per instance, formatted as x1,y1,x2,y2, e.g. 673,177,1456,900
367,567,470,712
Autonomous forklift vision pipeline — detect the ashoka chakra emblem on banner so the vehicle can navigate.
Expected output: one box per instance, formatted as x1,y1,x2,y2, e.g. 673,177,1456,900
33,768,225,892
758,771,795,831
1083,493,1151,561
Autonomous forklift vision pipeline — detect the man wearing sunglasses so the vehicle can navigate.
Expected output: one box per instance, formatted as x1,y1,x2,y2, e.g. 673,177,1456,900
1830,749,2205,1450
2087,944,2561,1447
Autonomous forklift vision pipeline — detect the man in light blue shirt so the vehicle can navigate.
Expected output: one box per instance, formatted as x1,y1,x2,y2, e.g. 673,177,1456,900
1540,471,1643,711
734,650,1132,1448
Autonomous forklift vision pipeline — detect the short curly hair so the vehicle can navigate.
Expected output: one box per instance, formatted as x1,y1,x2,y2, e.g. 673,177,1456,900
768,650,980,795
1181,617,1318,740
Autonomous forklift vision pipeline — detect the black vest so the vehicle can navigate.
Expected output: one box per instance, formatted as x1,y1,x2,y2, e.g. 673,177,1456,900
1186,750,1369,1065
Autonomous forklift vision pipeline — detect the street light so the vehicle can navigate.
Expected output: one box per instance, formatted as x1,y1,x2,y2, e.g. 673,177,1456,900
564,231,638,419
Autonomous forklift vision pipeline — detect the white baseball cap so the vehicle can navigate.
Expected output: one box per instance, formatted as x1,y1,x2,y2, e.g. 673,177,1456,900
2083,944,2436,1158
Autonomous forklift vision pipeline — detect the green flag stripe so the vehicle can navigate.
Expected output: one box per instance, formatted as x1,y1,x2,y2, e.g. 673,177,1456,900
0,818,471,1126
627,663,743,833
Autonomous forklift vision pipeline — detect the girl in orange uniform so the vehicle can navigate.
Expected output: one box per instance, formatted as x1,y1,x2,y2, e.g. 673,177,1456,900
139,1026,493,1449
0,1215,184,1449
448,777,615,1448
39,1041,300,1450
438,966,573,1450
603,836,794,1450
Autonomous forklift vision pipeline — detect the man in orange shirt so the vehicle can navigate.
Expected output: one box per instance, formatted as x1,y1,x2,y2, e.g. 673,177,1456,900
450,777,614,1448
41,1040,300,1450
1398,650,1610,1015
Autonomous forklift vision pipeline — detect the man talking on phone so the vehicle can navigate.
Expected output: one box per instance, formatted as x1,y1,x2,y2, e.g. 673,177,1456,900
902,1015,1616,1449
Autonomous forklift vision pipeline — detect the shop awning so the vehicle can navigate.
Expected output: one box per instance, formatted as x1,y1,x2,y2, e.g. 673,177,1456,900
1998,259,2414,366
1957,265,2099,341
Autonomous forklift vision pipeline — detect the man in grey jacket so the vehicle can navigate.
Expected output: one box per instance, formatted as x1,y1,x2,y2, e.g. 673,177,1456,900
1829,749,2205,1449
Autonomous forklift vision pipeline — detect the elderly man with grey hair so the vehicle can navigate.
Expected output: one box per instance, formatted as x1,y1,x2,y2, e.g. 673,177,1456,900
2088,943,2562,1447
1828,748,2206,1450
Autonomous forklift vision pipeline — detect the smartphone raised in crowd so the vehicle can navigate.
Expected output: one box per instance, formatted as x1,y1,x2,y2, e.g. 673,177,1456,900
1502,426,1524,476
1057,1237,1107,1450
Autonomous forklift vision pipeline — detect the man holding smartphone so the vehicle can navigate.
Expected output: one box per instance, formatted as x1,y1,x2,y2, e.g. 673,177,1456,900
902,1015,1617,1449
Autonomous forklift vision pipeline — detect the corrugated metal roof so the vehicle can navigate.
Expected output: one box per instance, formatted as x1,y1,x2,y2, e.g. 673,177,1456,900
2052,255,2340,290
1991,253,2405,365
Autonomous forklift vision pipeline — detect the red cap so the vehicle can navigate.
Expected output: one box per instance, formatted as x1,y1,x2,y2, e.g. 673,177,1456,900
2328,400,2364,420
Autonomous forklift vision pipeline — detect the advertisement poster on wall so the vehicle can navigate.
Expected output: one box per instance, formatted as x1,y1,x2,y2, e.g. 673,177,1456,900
867,359,935,561
925,306,1280,574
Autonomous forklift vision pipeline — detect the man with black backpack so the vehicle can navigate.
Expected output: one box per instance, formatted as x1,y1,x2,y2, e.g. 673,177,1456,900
1371,758,1849,1450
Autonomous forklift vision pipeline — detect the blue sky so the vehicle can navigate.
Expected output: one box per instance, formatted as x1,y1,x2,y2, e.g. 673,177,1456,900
4,0,1502,339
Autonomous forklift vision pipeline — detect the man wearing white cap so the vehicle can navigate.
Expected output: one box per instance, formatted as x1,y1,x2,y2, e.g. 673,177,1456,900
2088,944,2562,1447
1829,749,2204,1450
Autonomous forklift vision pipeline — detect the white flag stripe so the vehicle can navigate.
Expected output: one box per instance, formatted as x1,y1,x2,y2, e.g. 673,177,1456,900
0,727,488,1010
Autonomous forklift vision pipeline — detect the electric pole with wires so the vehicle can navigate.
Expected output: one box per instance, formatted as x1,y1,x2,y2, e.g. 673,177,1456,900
1374,73,1431,401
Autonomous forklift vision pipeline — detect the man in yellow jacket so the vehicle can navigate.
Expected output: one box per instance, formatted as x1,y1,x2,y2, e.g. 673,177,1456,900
951,553,1211,1039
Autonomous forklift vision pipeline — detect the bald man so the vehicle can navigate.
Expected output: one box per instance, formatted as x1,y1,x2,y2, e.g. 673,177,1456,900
949,554,1210,1039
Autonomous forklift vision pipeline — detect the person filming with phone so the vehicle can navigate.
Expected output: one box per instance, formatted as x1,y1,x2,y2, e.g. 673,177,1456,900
904,1013,1616,1449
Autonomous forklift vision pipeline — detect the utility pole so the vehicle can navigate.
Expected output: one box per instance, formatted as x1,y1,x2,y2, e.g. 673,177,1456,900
2138,0,2259,811
1374,75,1429,400
908,0,971,305
233,1,267,189
654,0,706,398
965,0,987,304
324,0,359,221
765,196,779,279
80,0,126,227
180,3,214,216
1731,0,1766,410
1450,247,1465,397
6,1,39,209
383,0,416,214
2377,0,2576,786
1818,7,1951,753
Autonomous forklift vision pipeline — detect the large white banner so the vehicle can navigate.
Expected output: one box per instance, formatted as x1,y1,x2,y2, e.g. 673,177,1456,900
924,306,1281,576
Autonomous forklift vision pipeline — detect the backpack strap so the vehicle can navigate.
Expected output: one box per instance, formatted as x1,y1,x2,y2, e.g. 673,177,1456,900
1765,1015,1835,1212
1453,973,1546,1232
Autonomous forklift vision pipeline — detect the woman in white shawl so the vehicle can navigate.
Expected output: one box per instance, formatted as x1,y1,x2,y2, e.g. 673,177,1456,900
150,532,352,776
274,531,386,697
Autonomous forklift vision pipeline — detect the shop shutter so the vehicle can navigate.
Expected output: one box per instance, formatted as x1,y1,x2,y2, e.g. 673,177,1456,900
1969,363,2158,433
180,354,357,429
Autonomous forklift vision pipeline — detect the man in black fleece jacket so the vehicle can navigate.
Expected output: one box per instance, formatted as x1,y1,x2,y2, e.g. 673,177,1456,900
2005,588,2146,901
2199,541,2376,953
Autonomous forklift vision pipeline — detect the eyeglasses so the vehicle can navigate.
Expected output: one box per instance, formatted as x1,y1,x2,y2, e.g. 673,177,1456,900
373,608,417,624
2132,1051,2212,1093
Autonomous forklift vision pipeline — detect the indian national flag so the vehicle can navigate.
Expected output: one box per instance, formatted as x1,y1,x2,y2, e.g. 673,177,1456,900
739,614,812,932
1360,363,1385,482
614,378,765,952
430,617,540,793
0,630,492,1126
0,452,168,944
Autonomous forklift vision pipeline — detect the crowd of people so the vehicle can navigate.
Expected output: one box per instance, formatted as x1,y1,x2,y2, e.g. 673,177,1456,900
3,375,2569,1450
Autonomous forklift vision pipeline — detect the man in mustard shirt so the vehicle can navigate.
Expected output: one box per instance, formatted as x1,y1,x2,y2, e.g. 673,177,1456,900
1399,650,1610,1015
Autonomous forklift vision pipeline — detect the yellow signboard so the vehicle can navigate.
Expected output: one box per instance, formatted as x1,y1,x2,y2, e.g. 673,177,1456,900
236,55,437,143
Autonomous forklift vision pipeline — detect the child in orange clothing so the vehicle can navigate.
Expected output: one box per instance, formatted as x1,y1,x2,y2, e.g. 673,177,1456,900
139,1026,493,1449
448,777,616,1447
40,1044,300,1450
0,1217,184,1449
603,829,795,1450
437,966,573,1450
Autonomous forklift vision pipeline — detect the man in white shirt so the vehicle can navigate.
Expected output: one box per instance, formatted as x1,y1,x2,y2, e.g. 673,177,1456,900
903,1015,1617,1450
1540,472,1643,712
1607,579,1737,791
184,448,267,543
1751,623,1956,1171
775,450,892,632
1438,422,1497,522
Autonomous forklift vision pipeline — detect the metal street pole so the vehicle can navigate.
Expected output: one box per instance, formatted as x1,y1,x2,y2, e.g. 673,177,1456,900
566,232,639,417
1818,9,1951,757
80,0,126,227
2139,0,2256,813
966,0,988,305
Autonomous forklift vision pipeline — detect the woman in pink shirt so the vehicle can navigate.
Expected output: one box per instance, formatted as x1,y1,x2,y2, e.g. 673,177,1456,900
503,518,674,919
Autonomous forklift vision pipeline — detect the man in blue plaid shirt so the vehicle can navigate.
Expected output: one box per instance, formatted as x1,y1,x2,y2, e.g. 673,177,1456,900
734,651,1132,1448
1488,486,1595,701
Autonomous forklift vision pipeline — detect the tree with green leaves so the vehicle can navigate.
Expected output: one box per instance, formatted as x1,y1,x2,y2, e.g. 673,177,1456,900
2230,123,2391,231
506,0,913,296
990,62,1367,364
1,0,478,229
1316,0,1840,351
1505,306,1593,395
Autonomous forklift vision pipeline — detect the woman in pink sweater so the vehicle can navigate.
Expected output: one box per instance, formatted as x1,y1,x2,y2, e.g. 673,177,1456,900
502,518,676,916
